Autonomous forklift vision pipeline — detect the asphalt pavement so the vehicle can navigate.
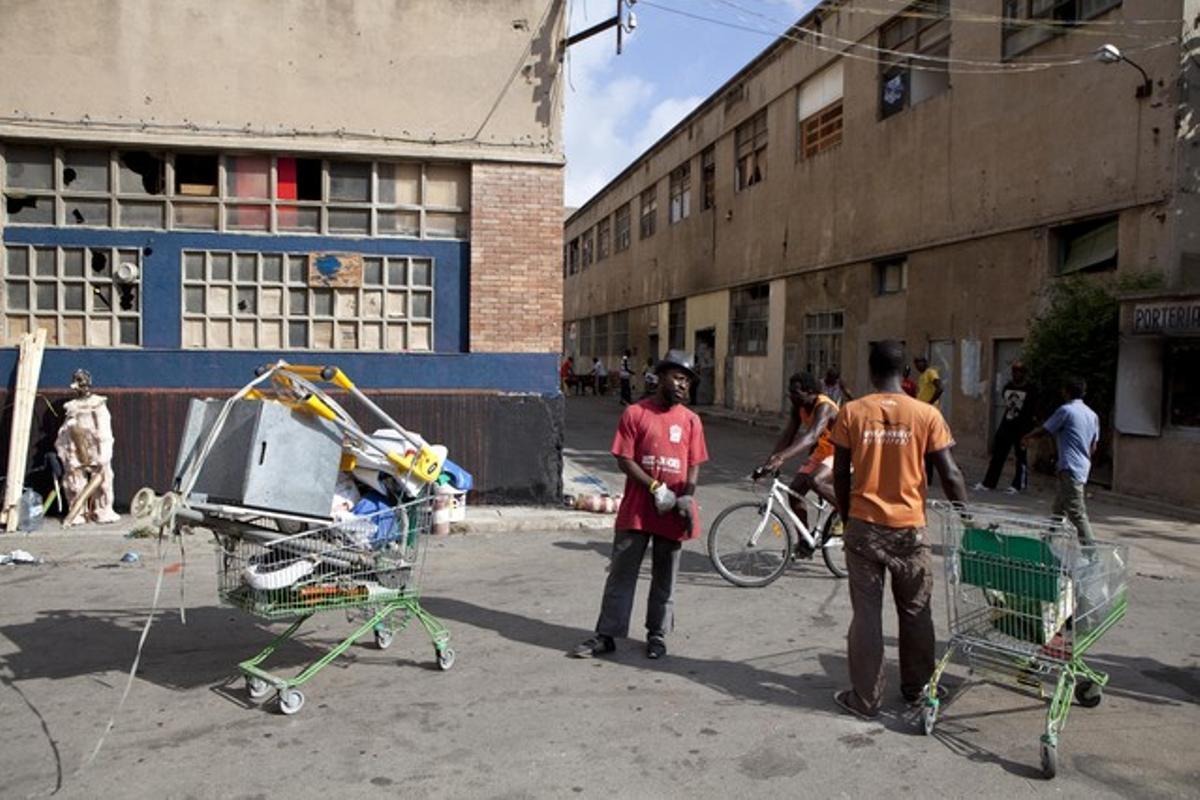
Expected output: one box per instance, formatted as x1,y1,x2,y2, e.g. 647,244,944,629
0,394,1197,799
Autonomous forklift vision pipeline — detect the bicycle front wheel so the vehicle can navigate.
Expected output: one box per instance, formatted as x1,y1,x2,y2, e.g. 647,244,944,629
708,501,794,587
818,510,847,578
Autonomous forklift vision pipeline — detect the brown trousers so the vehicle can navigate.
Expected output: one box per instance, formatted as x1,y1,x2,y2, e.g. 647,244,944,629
844,518,936,714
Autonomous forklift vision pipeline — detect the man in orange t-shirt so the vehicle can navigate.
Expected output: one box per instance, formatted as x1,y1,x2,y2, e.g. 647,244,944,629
828,340,967,720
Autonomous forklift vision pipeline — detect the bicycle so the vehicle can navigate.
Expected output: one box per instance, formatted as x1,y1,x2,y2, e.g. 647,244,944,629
707,468,846,586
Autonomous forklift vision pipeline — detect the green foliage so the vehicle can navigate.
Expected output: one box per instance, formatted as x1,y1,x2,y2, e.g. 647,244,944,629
1025,279,1116,420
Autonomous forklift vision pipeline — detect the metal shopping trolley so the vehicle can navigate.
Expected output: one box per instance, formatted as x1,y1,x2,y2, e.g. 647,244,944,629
132,361,456,715
920,503,1128,779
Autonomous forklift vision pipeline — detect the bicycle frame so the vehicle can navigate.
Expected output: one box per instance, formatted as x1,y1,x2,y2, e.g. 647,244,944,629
754,479,830,550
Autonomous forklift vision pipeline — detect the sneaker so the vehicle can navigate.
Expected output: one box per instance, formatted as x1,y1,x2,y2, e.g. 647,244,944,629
1004,487,1019,495
833,689,879,720
646,637,667,659
571,634,615,658
971,482,991,492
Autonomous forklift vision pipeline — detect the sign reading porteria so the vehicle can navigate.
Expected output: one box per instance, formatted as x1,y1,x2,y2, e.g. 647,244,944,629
1133,301,1200,334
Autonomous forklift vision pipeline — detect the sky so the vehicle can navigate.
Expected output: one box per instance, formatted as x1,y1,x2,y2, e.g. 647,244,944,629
562,0,820,208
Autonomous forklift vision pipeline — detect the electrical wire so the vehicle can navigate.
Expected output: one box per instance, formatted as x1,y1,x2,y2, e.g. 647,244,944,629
640,0,1177,74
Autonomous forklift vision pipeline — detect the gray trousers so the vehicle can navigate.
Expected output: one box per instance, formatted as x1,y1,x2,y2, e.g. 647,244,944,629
595,529,682,640
1052,471,1095,545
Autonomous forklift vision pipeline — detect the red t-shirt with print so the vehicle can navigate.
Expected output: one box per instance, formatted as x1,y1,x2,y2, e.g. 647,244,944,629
611,398,709,540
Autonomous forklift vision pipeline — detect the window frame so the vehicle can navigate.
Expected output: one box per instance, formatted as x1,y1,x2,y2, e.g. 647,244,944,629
878,0,951,120
597,216,612,260
1002,0,1123,59
1166,338,1200,429
639,185,658,240
804,310,846,377
614,204,632,252
735,110,768,191
701,146,716,210
668,298,687,351
669,162,691,224
873,257,908,295
581,227,595,269
730,283,771,356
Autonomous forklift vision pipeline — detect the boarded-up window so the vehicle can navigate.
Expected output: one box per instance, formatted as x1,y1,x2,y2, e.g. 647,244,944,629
798,61,844,159
735,110,768,190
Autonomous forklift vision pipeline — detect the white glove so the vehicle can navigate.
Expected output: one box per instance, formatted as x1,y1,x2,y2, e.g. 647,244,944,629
652,482,677,513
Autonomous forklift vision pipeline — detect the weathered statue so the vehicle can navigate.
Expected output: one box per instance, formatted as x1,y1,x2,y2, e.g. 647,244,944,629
55,369,120,526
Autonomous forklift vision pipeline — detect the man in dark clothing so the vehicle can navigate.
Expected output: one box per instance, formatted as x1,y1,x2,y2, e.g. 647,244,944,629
619,349,634,405
975,361,1037,494
571,351,709,661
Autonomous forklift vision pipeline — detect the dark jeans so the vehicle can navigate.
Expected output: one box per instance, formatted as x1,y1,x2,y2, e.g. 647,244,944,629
620,377,632,405
595,529,682,640
981,422,1029,490
844,518,936,714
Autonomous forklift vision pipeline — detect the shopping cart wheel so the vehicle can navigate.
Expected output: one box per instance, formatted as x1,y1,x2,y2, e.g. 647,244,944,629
437,647,455,671
278,688,305,716
1074,680,1102,708
246,676,271,702
1040,742,1057,779
375,629,395,650
921,703,937,735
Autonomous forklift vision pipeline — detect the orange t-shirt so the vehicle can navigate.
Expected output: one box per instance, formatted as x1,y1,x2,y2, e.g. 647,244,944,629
797,394,839,462
829,392,954,529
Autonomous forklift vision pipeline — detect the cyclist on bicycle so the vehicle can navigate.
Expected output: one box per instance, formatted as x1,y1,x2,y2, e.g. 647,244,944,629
759,371,839,548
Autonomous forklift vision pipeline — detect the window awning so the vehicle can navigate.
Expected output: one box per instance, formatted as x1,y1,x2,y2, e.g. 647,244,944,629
1061,219,1118,274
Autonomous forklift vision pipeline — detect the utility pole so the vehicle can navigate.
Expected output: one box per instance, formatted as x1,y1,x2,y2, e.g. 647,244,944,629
561,0,637,55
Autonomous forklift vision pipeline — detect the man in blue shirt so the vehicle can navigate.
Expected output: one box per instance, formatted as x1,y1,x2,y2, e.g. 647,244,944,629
1023,376,1100,544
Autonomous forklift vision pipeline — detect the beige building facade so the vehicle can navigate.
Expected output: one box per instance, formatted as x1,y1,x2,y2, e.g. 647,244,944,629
564,0,1199,506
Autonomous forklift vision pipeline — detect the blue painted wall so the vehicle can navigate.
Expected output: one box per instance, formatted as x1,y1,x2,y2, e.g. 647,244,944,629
3,226,558,393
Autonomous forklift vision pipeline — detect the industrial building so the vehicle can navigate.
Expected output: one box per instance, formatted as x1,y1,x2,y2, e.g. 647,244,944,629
563,0,1198,506
1,0,568,504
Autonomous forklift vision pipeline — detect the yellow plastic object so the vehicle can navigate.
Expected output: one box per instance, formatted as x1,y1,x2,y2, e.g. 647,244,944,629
386,444,444,484
301,394,338,422
245,389,265,401
339,452,357,471
283,364,355,391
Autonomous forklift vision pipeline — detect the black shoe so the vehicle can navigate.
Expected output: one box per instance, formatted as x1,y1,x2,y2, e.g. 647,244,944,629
646,637,666,659
571,634,615,658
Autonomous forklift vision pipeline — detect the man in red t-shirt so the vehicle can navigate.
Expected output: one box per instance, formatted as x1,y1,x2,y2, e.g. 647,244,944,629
572,350,709,661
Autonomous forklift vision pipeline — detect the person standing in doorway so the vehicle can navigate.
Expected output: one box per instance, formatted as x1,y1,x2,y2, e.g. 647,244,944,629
1022,376,1100,545
829,340,967,720
914,356,943,406
975,361,1037,493
572,351,709,661
619,349,634,405
592,356,608,396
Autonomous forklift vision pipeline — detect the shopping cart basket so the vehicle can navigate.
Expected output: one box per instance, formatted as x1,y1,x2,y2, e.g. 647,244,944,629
206,491,452,715
920,503,1128,778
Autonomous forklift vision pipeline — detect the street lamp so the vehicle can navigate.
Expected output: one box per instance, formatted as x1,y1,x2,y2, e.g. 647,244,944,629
1094,44,1153,99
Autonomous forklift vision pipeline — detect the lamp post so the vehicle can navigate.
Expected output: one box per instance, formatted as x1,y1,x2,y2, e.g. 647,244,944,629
1094,44,1153,99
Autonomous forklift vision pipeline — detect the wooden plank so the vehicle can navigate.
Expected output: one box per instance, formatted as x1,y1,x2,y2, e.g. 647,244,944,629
2,327,47,531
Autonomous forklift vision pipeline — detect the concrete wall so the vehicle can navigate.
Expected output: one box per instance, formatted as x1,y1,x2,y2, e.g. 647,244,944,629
0,0,566,164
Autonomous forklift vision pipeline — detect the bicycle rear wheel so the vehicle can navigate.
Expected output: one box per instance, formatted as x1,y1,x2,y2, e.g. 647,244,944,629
708,501,794,587
818,510,847,578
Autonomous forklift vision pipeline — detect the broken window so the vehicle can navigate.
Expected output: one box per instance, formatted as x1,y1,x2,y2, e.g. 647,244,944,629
805,311,845,377
798,61,844,159
181,250,433,352
731,284,770,356
735,110,768,190
874,257,908,294
1003,0,1122,58
701,146,715,210
1,244,140,347
611,309,629,356
878,0,950,119
568,238,580,275
597,216,612,260
581,227,594,269
669,162,691,224
639,184,657,239
4,144,55,224
1055,215,1118,274
614,204,632,252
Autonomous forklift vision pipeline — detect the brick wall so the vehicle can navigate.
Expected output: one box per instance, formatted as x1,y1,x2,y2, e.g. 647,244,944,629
470,162,564,353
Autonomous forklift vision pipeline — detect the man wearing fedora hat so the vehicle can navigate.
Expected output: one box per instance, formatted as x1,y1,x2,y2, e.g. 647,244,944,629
572,350,709,660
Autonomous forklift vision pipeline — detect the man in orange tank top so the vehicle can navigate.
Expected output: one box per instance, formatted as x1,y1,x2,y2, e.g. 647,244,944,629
760,371,839,536
829,340,967,720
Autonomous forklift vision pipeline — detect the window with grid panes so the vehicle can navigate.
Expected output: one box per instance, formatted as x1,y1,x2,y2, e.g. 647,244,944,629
1002,0,1122,58
2,244,142,347
614,204,632,251
593,313,609,357
701,147,716,210
597,216,612,260
1,142,469,239
578,316,594,361
639,185,657,239
668,299,686,350
797,61,844,159
568,238,580,275
878,0,950,119
581,227,594,269
669,163,691,224
735,110,768,190
804,311,844,377
730,283,770,355
180,250,434,351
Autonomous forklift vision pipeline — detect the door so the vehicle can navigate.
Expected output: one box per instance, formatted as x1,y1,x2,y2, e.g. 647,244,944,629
693,328,716,405
989,338,1024,444
929,340,954,422
647,333,660,363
